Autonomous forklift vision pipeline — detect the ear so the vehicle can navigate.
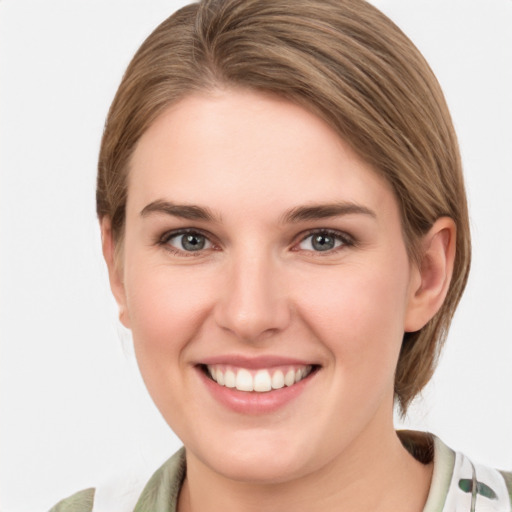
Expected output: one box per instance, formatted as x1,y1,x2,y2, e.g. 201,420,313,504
404,217,456,332
100,217,131,329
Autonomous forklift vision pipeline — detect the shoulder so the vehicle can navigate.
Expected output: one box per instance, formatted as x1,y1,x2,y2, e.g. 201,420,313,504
132,446,186,511
500,471,512,505
47,488,95,512
446,452,512,511
47,447,186,512
401,431,512,512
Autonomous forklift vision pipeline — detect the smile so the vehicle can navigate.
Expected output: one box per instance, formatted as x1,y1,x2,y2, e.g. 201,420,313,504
205,364,314,392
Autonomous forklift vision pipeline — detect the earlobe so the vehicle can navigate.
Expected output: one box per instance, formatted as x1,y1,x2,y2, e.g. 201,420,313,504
404,217,456,332
100,218,131,329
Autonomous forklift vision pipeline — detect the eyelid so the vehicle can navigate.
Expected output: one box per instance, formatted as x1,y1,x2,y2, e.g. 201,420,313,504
158,228,218,256
293,228,355,253
156,227,355,257
159,227,210,243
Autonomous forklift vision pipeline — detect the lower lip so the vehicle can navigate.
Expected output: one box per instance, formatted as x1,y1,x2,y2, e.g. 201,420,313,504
197,367,317,415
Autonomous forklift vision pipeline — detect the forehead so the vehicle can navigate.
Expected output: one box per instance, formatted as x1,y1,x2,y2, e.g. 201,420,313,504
127,89,397,221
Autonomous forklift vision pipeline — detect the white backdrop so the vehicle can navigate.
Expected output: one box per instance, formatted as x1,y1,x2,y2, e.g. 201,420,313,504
1,1,511,511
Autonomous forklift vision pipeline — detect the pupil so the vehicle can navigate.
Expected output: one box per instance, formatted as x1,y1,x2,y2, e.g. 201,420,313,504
182,234,205,251
312,234,334,251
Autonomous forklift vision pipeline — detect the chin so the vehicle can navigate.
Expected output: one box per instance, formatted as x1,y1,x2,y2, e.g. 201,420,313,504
192,429,316,484
211,453,309,485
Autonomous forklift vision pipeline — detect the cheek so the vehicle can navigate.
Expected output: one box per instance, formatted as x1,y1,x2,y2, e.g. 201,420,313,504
294,260,410,373
123,260,216,363
121,261,222,425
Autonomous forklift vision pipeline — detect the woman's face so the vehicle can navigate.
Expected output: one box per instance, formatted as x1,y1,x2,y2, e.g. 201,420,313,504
114,89,422,483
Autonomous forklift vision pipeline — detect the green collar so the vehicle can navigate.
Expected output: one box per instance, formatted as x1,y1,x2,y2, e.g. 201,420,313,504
133,447,186,512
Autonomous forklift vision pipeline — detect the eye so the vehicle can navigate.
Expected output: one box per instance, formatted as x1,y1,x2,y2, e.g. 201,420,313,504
162,230,213,253
297,230,351,252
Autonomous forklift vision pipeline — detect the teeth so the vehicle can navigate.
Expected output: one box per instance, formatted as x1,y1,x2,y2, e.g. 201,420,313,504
284,369,295,387
271,370,285,390
236,369,253,391
224,369,236,388
254,370,272,392
206,364,313,393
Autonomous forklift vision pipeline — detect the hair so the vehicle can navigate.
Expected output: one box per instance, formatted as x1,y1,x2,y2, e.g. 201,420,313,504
97,0,471,414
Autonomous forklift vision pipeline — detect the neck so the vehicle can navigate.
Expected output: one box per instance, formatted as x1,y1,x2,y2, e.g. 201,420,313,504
178,421,433,512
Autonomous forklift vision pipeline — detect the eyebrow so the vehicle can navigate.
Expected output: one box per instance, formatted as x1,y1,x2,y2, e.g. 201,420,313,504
140,200,376,223
140,200,220,222
280,202,376,224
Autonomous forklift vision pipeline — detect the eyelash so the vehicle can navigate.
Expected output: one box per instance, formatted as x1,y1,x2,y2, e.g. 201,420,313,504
157,228,355,257
294,228,355,255
158,228,216,257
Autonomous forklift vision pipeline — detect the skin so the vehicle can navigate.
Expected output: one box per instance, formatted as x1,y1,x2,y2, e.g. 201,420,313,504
102,88,456,512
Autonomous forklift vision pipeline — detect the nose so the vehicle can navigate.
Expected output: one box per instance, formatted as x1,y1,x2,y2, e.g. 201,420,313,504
214,251,291,343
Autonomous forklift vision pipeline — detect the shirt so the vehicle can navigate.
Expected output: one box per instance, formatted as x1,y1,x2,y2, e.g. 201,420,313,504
48,431,512,512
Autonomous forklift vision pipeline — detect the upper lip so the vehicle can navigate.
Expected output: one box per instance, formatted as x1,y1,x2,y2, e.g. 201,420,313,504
197,355,319,369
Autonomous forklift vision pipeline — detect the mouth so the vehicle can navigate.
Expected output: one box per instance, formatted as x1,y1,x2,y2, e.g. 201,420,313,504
199,363,319,393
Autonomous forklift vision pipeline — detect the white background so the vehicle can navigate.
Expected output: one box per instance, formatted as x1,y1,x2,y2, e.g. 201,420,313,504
1,1,511,511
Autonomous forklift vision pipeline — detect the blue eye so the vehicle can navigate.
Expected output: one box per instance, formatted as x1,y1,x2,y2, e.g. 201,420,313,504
298,231,349,252
165,231,213,252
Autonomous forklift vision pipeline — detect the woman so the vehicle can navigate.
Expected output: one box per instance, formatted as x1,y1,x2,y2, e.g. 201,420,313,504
48,0,511,511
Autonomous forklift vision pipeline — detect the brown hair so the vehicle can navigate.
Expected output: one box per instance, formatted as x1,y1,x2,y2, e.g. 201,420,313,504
97,0,471,414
